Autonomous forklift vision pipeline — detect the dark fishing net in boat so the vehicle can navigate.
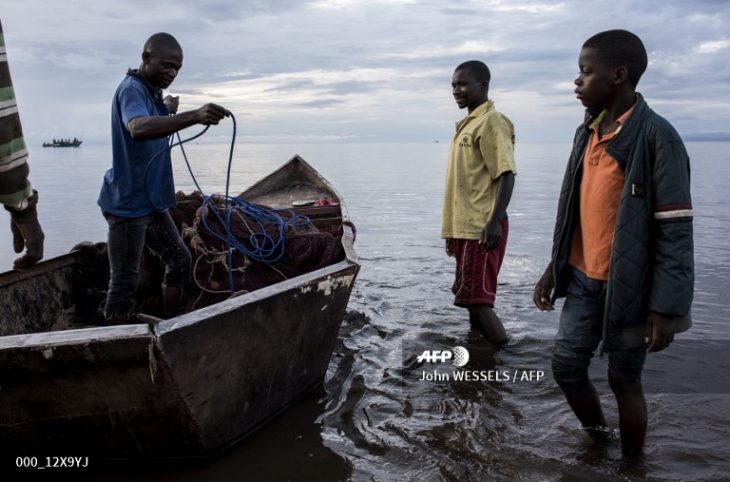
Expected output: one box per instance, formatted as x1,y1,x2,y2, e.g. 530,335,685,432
70,192,344,322
165,191,344,311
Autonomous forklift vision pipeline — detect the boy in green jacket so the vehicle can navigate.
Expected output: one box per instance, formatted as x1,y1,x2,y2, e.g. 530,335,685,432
533,30,694,456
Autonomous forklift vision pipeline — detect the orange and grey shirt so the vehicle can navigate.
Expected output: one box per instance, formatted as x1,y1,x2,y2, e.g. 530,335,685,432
569,103,637,280
441,100,516,239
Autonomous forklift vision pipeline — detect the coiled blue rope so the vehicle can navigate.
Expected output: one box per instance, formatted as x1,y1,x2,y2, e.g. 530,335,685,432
145,113,310,293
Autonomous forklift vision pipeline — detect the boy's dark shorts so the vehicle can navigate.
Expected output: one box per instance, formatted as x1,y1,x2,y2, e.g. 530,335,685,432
450,218,508,307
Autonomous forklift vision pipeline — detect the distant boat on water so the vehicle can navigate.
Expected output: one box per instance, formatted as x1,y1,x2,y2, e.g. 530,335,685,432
42,138,82,147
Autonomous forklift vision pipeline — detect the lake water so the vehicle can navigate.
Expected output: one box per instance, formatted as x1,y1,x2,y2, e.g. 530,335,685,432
3,140,729,481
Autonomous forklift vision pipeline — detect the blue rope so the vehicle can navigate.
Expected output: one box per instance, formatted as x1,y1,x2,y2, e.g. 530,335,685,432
144,113,310,293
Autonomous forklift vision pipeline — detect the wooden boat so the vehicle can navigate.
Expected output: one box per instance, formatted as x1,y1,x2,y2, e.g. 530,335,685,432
0,155,359,458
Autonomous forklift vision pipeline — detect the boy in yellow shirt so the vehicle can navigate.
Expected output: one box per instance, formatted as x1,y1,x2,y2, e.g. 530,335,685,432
442,60,516,346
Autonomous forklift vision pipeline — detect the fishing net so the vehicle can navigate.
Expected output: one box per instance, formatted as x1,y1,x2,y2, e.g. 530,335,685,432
73,191,344,321
168,191,344,311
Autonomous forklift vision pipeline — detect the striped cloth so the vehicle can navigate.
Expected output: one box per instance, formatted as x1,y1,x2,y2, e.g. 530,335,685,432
0,18,33,209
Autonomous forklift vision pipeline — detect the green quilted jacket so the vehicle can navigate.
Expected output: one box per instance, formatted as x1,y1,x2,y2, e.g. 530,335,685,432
550,94,694,352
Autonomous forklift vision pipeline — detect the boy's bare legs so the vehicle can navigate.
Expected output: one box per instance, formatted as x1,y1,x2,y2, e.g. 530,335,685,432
468,305,508,346
609,372,647,456
561,385,608,440
559,374,646,453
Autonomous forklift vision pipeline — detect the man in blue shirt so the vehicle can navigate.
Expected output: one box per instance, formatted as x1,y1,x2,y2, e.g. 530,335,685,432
98,32,229,324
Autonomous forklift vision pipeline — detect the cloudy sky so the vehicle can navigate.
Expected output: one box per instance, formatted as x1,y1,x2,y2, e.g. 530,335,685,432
2,0,729,144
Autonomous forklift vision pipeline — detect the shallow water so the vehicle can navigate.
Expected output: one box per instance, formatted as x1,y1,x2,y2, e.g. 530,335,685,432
2,140,729,481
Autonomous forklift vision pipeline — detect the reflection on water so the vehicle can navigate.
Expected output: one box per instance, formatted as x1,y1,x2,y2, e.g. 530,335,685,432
2,141,729,481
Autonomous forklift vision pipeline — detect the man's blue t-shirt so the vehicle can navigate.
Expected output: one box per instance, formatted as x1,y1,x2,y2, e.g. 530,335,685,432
98,72,175,217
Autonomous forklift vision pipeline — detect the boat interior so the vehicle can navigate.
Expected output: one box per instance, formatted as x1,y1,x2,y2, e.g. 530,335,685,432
0,199,346,338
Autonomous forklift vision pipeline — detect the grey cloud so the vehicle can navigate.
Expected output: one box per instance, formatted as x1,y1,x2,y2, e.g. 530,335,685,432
293,99,345,108
321,81,382,96
262,78,320,92
172,88,228,98
253,77,384,97
215,72,260,80
173,0,306,19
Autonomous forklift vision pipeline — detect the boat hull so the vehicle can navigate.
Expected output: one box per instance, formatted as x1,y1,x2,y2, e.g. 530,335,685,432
0,155,359,457
0,263,357,457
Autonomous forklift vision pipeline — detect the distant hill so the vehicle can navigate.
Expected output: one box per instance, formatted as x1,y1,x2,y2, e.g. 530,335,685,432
682,132,730,142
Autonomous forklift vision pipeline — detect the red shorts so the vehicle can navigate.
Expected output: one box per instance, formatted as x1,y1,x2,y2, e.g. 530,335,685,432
450,218,509,307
